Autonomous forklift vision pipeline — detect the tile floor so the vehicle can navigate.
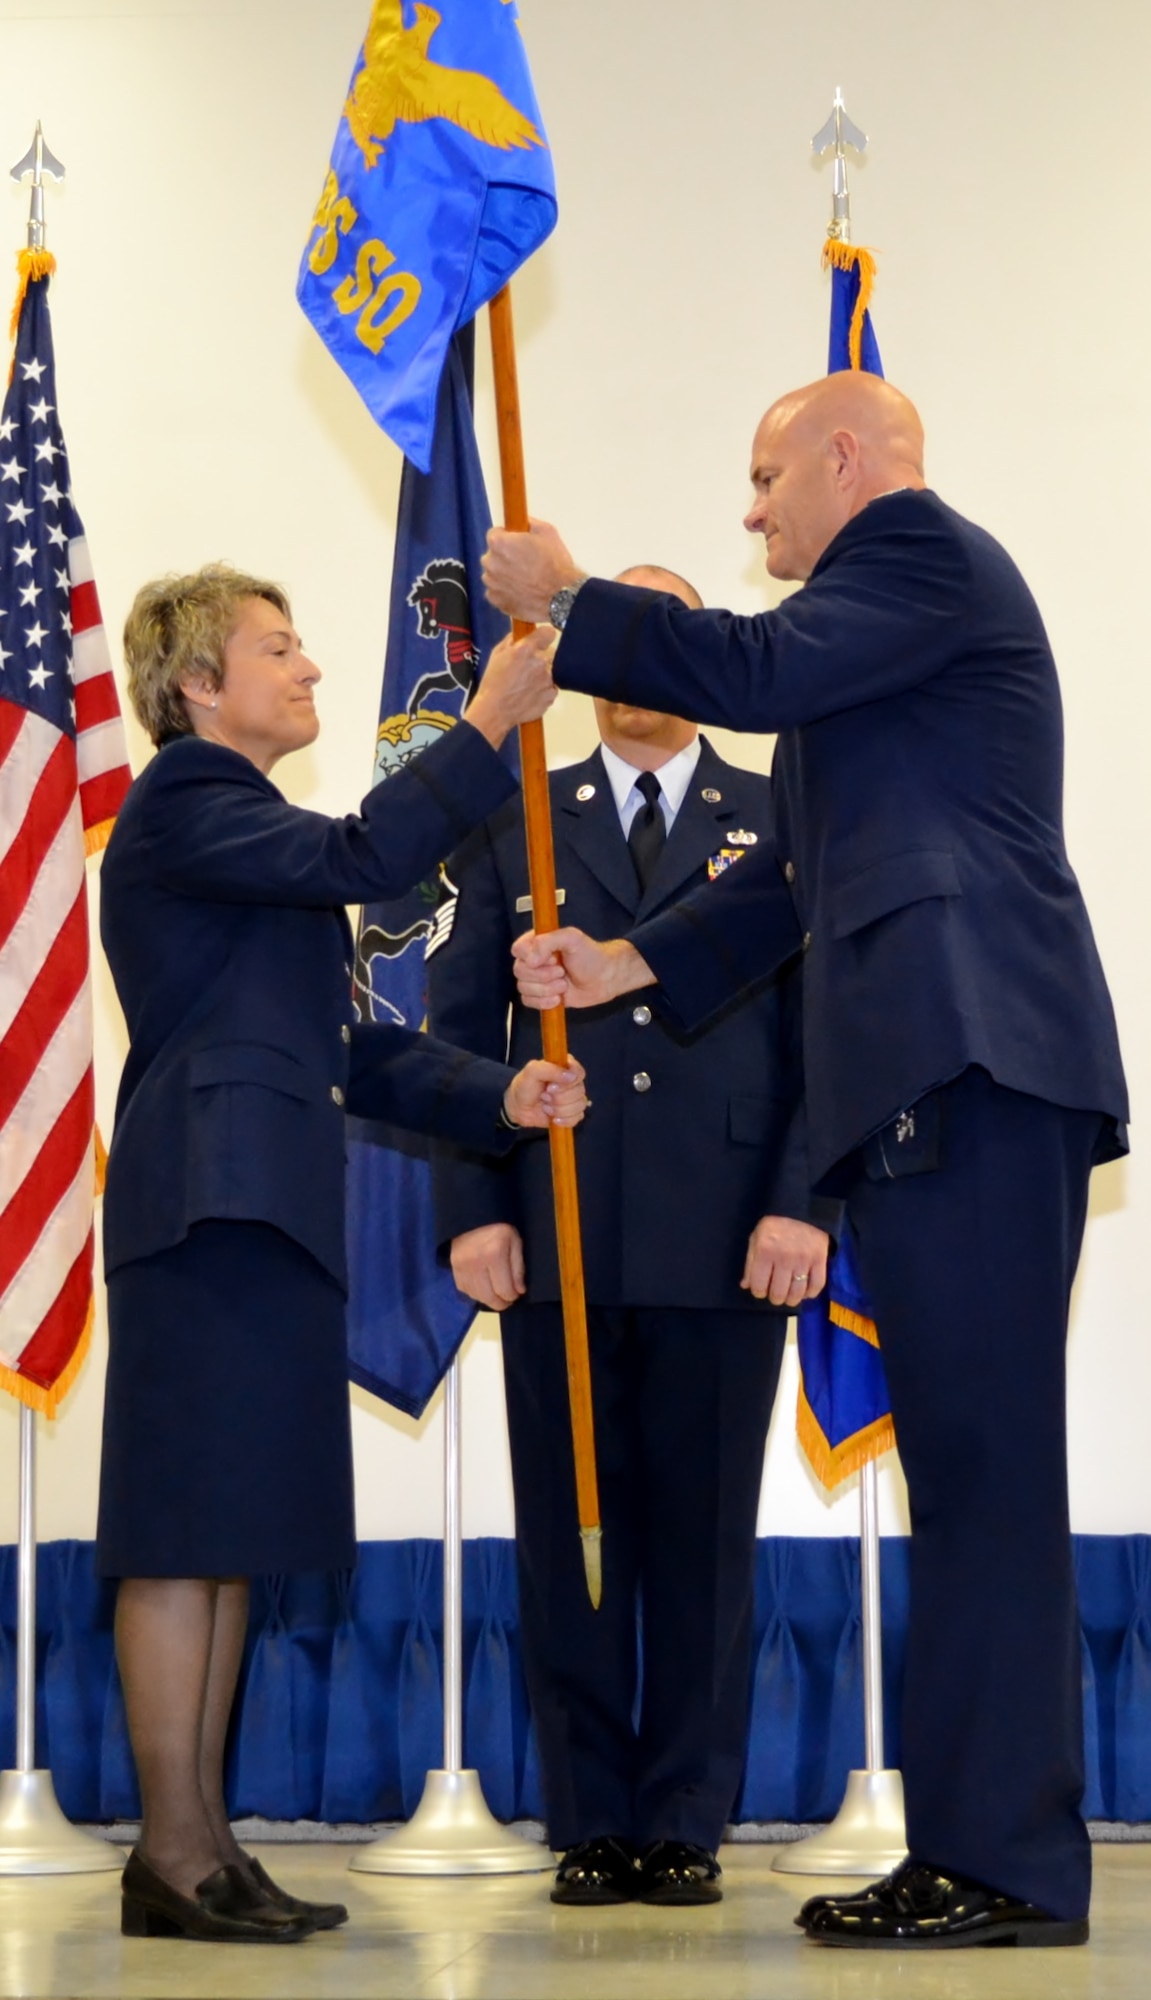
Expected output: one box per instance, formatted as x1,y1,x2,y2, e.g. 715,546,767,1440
0,1841,1146,2000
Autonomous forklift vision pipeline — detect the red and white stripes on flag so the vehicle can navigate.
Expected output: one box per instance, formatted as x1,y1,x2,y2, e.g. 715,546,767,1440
71,535,133,851
0,255,131,1415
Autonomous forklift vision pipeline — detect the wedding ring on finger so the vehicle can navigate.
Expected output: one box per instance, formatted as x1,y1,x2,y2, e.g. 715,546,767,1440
791,1272,809,1285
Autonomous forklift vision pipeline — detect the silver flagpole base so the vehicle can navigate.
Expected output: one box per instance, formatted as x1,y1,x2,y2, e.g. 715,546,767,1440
0,1770,124,1874
349,1770,554,1876
771,1767,907,1876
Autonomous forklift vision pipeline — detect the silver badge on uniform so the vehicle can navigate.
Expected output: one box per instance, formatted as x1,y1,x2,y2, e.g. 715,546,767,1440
701,786,722,803
575,784,596,802
726,828,758,846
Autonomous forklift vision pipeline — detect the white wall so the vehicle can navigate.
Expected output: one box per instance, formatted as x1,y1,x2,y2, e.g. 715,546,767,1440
0,0,1145,1546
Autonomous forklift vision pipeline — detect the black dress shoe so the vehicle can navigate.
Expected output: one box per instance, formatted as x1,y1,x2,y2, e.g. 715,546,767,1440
121,1850,316,1942
245,1854,349,1929
798,1858,1089,1949
551,1836,640,1905
638,1840,722,1906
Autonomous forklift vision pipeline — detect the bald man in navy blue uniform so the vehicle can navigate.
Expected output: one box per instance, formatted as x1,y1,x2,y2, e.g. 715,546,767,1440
429,568,830,1909
482,373,1129,1950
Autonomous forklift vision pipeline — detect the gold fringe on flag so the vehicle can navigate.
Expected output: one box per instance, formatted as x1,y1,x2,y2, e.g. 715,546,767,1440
821,239,878,372
8,248,56,380
0,1296,94,1420
797,1373,897,1490
84,817,116,860
828,1297,881,1348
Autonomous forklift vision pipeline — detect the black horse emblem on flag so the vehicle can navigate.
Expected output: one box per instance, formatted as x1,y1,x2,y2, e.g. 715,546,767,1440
406,557,479,714
351,867,460,1024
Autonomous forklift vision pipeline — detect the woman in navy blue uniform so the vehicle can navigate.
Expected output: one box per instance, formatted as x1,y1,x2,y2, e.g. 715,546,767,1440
96,565,581,1943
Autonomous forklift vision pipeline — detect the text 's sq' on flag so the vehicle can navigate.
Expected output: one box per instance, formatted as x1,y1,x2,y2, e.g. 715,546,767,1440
298,0,556,473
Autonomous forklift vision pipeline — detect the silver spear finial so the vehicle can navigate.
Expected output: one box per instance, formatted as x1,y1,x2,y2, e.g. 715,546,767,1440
811,88,868,243
10,123,66,251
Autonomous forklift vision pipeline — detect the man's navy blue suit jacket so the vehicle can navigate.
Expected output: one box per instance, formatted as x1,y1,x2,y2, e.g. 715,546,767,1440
550,490,1128,1184
429,737,824,1310
100,723,522,1290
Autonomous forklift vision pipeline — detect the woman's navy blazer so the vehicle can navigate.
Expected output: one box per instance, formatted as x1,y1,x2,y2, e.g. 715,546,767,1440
547,490,1129,1184
100,723,521,1288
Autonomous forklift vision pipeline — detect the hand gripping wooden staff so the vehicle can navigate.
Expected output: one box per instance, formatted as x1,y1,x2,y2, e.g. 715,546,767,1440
488,284,602,1609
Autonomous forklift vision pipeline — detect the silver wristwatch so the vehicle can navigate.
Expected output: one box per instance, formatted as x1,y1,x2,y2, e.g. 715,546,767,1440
548,582,582,631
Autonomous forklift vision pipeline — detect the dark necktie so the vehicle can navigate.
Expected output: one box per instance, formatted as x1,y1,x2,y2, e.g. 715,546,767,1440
627,771,666,890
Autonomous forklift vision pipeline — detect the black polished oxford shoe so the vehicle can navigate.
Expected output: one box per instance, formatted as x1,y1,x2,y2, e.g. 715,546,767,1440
550,1835,640,1905
797,1858,1088,1949
638,1839,723,1906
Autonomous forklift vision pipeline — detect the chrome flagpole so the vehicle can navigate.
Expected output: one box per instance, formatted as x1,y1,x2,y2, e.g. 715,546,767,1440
351,1348,551,1874
0,1405,121,1872
773,1459,906,1875
0,126,120,1877
773,92,906,1881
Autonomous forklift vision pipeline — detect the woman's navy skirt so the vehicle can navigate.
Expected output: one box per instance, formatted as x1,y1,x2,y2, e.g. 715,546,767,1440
96,1219,356,1577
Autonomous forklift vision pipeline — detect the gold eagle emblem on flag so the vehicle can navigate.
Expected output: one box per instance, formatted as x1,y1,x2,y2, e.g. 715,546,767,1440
345,0,545,170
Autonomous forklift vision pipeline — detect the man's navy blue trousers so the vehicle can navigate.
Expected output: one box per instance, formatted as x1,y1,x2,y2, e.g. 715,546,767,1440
500,1302,786,1854
847,1065,1103,1921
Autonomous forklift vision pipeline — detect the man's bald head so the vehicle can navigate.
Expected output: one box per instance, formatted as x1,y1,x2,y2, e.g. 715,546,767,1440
614,564,703,609
593,564,702,767
744,374,927,582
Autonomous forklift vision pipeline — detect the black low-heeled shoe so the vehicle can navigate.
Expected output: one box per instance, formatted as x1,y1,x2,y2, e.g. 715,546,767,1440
120,1850,316,1942
245,1853,349,1930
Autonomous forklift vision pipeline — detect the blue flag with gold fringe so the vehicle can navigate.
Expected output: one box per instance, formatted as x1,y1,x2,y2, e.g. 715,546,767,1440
344,324,510,1415
796,1217,894,1486
794,235,895,1487
824,240,882,376
298,0,556,473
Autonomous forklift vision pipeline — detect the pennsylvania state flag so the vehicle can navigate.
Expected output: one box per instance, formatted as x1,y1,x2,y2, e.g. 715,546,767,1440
344,325,509,1416
794,235,895,1488
298,0,556,473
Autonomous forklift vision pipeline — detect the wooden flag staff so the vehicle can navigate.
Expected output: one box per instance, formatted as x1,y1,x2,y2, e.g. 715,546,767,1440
487,283,602,1610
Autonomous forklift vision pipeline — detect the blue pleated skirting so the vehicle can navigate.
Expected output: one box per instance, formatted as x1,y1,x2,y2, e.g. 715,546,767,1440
96,1219,356,1578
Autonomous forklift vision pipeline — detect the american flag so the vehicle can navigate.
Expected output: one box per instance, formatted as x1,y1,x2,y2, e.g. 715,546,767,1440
0,258,131,1415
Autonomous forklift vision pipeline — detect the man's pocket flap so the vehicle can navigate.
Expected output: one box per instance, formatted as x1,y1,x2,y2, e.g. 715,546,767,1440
831,849,962,941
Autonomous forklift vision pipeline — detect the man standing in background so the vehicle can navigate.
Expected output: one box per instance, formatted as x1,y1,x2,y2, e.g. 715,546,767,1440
429,567,829,1908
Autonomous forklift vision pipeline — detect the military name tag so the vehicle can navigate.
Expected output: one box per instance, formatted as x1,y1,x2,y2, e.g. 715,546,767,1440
515,890,567,914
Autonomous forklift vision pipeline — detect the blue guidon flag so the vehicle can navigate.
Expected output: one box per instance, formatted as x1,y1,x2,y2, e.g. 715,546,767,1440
344,324,510,1416
796,1216,894,1487
298,0,556,473
794,234,895,1489
824,238,882,376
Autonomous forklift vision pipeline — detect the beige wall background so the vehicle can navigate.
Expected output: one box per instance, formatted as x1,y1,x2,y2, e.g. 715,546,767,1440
0,0,1144,1545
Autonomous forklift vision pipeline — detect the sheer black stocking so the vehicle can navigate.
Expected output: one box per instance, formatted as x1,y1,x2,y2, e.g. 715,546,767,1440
115,1576,250,1900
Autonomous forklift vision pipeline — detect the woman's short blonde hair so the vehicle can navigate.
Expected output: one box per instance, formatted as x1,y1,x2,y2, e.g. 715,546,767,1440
123,563,292,747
